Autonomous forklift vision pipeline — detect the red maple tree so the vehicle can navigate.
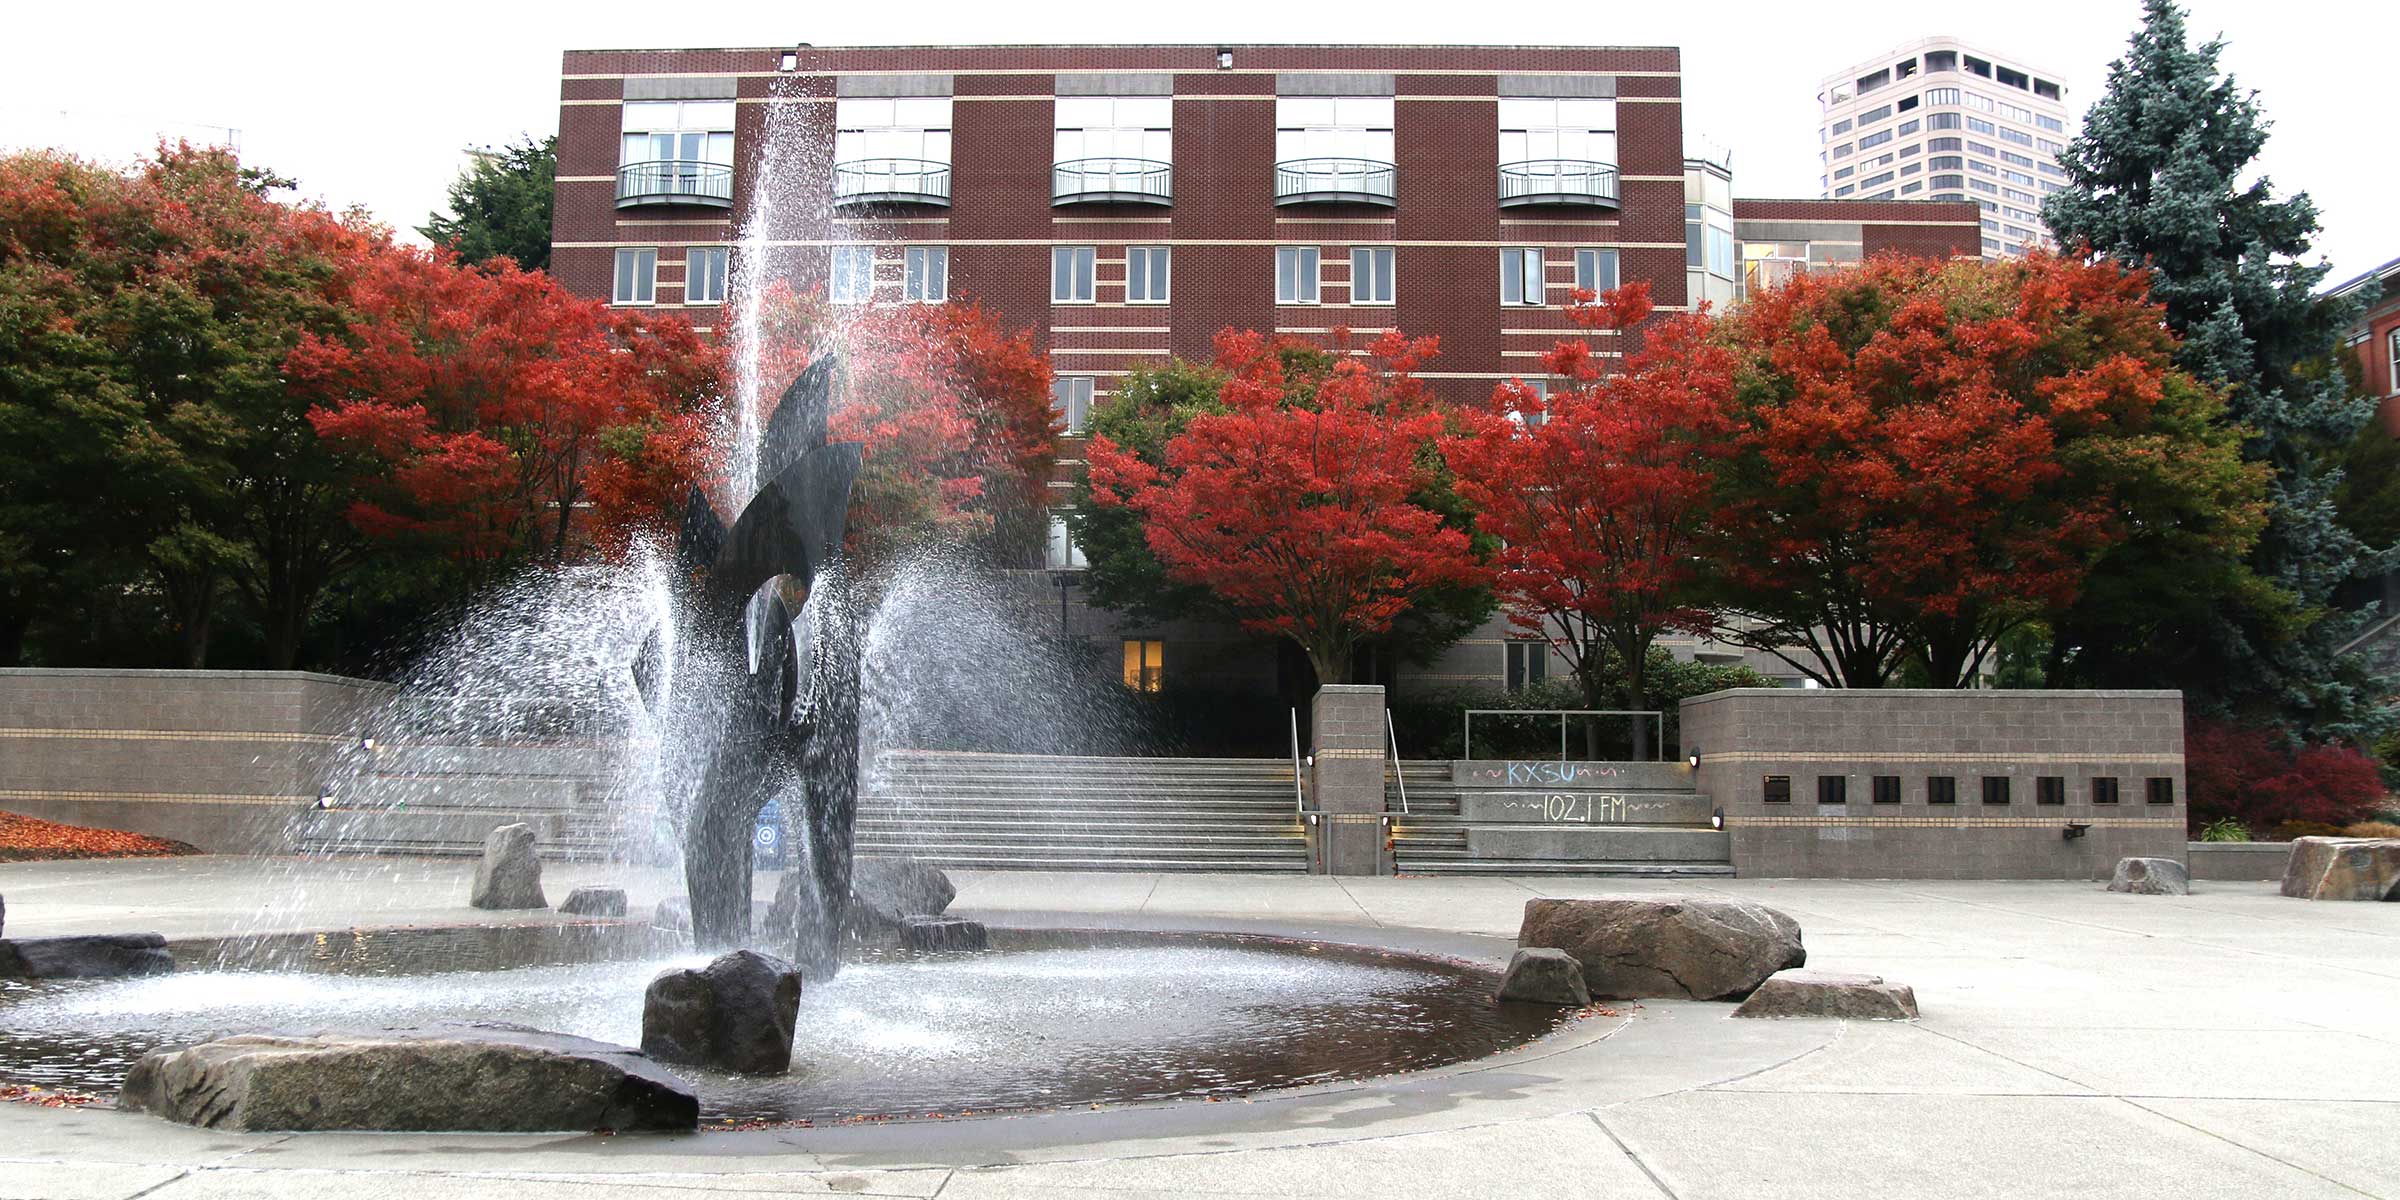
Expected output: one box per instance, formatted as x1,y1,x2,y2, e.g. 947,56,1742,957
293,248,717,568
1085,329,1484,686
1446,283,1733,746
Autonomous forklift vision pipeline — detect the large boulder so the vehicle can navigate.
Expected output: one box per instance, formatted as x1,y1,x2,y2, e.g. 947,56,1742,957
1732,969,1918,1020
899,916,988,952
2281,837,2400,901
117,1022,696,1132
653,896,691,933
469,823,546,910
0,933,174,979
2107,857,2191,896
558,886,628,918
1495,947,1590,1007
1518,896,1805,1001
640,949,802,1075
848,857,957,934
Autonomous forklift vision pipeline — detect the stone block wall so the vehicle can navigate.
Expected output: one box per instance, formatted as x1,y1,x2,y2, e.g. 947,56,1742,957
1309,684,1391,875
1680,688,2186,880
0,668,392,853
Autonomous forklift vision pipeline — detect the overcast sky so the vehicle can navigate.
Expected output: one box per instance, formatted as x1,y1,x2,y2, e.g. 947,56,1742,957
5,0,2390,286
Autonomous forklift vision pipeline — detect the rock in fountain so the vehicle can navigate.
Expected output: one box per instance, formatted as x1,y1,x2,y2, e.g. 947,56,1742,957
634,356,864,971
641,949,804,1075
469,822,547,910
559,886,629,917
899,916,988,953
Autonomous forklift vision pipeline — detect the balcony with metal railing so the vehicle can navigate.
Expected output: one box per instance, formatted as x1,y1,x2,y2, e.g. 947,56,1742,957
1052,157,1173,206
832,158,953,207
1496,160,1621,209
1272,157,1397,207
614,160,735,210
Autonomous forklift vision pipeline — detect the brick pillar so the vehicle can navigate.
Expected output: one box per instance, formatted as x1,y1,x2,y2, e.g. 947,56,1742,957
1309,684,1392,876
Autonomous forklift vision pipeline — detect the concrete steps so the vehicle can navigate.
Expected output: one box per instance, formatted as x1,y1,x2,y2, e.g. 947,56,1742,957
296,738,625,861
1386,762,1733,877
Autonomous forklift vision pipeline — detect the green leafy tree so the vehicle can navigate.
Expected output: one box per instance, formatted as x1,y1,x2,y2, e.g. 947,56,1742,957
2043,0,2390,738
420,136,556,272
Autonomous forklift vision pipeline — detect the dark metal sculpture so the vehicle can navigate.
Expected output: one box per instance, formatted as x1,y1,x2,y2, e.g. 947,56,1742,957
633,356,863,972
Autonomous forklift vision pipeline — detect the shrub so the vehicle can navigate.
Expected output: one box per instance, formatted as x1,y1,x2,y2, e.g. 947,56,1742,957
2267,820,2344,842
2197,817,2251,842
2342,821,2400,839
2184,719,2388,834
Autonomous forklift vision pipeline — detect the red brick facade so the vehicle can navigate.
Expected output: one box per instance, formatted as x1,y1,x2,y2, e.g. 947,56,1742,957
2330,257,2400,436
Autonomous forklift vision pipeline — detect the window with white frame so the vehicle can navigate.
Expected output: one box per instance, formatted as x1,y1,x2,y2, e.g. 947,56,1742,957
1500,247,1545,306
683,247,728,305
620,100,736,169
612,247,656,305
1274,97,1394,163
1045,513,1089,569
1685,203,1734,279
829,246,874,304
1052,376,1095,434
1052,246,1095,303
1126,246,1170,304
1574,248,1618,297
903,246,947,302
1498,97,1618,167
1350,247,1394,305
834,97,953,166
1276,246,1320,304
2390,329,2400,395
1505,639,1549,692
1507,377,1551,429
1054,97,1172,166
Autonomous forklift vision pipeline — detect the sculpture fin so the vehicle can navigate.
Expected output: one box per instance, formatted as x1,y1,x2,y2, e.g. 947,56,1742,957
758,354,838,487
631,627,665,713
708,441,863,609
673,485,726,589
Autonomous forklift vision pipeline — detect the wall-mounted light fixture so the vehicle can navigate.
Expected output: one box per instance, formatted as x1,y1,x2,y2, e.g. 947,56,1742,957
1710,806,1725,831
358,735,377,753
1216,47,1234,70
314,789,334,810
2062,822,2091,841
1686,747,1702,769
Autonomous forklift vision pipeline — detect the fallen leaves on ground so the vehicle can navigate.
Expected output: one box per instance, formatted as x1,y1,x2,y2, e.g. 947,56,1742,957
0,1084,103,1108
0,810,202,862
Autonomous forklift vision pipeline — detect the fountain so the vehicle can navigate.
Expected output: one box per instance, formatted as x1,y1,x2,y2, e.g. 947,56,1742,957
633,355,862,971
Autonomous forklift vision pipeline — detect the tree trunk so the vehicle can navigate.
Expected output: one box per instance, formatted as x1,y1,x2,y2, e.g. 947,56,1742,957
167,572,217,669
1623,650,1652,761
0,607,26,667
1306,641,1350,689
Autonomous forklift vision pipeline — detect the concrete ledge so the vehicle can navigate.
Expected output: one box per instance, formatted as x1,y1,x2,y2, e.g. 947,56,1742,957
2188,841,2291,882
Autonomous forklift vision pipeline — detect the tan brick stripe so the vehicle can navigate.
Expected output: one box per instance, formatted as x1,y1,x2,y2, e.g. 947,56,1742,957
0,788,310,808
0,727,345,745
1732,815,2180,828
1706,750,2184,765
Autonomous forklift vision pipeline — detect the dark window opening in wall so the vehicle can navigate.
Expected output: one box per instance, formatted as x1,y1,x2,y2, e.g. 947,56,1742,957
1121,639,1164,693
1982,775,2011,805
1896,59,1919,79
1963,55,1992,77
1929,775,1957,805
1764,775,1792,804
1856,68,1891,94
2034,79,2061,100
1817,775,1847,805
2036,776,2066,805
2147,777,2175,805
1996,66,2030,90
2092,776,2121,805
1504,639,1548,693
1872,775,1901,805
1925,50,1957,72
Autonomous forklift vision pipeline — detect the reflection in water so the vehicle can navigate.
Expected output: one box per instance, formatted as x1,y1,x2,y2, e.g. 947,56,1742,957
0,932,1562,1123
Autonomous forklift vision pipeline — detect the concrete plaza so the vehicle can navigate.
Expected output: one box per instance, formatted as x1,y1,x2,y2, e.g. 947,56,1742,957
1,856,2396,1199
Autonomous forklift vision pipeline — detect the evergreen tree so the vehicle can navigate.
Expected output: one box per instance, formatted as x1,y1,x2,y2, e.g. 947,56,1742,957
2044,0,2390,739
420,135,555,271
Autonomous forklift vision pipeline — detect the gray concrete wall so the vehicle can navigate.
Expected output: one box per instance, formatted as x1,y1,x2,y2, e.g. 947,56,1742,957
0,668,392,854
1308,685,1391,875
1680,688,2186,880
2188,842,2292,882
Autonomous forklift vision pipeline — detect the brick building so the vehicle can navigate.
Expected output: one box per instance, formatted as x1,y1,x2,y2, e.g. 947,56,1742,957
2332,254,2400,437
551,44,1980,704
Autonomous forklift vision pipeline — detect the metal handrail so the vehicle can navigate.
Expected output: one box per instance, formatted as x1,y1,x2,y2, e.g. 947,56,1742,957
614,159,735,207
1496,159,1621,207
1052,157,1173,204
1272,157,1397,205
832,157,953,205
1385,708,1409,814
1289,707,1308,814
1462,708,1666,762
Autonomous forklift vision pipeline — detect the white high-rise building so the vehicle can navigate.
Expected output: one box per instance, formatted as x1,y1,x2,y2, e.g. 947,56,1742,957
1815,37,2071,258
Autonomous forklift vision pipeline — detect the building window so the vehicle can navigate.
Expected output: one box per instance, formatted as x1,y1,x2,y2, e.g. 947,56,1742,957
2146,777,2176,805
1276,96,1395,164
829,246,873,304
1498,97,1618,167
1126,246,1170,304
1685,204,1733,278
1500,247,1544,306
903,246,947,302
1052,246,1095,303
620,99,736,172
2092,776,2121,805
1574,248,1618,296
1927,112,1963,130
1054,95,1172,169
1928,775,1957,805
2388,329,2400,394
835,96,953,168
1276,246,1321,304
2036,776,2066,805
1045,513,1088,570
1817,775,1847,805
1872,775,1901,805
612,247,656,305
682,247,727,306
1982,775,2012,805
1763,775,1793,804
1504,639,1548,692
1122,639,1164,693
1052,376,1095,434
1350,247,1395,305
